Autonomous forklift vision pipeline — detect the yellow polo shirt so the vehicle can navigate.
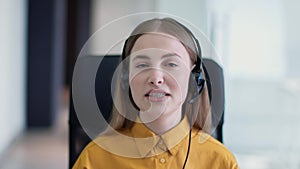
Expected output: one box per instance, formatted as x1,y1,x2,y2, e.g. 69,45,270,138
73,117,239,169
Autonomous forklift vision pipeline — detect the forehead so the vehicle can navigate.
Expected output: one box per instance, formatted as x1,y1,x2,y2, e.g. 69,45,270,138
130,33,190,61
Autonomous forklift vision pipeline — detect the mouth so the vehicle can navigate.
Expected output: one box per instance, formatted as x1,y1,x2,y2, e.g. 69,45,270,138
145,90,170,101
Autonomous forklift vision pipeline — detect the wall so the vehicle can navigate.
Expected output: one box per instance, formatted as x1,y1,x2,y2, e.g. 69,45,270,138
219,0,300,168
88,0,208,56
284,0,300,79
0,0,27,155
156,0,208,34
89,0,156,55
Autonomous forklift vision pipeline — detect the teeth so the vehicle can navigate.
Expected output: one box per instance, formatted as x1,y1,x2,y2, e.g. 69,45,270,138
149,93,166,98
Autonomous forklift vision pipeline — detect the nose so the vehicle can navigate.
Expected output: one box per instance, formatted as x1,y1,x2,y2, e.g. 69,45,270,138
147,69,164,86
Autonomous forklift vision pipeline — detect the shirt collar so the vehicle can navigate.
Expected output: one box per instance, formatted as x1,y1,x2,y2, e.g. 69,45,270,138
131,116,191,157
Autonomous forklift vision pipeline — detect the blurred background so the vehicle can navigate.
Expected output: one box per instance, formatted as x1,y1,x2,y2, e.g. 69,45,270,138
0,0,299,168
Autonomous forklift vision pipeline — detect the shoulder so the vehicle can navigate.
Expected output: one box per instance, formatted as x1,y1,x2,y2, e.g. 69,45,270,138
75,139,106,161
75,135,120,159
81,134,124,154
72,140,97,169
72,137,119,169
196,131,232,154
78,132,141,157
72,136,118,168
191,130,239,168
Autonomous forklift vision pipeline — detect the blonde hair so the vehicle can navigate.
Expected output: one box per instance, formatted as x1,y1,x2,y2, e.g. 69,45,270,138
109,18,212,133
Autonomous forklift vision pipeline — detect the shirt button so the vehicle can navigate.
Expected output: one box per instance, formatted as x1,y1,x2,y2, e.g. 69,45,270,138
160,158,166,163
158,140,163,145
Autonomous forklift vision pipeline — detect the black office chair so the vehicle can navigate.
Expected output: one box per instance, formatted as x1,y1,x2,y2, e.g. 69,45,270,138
68,55,225,168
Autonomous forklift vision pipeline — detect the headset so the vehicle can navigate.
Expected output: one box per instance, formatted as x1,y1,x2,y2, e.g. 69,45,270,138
120,19,212,169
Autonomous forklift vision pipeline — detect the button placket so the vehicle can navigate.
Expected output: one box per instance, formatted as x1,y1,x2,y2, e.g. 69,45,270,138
159,157,166,164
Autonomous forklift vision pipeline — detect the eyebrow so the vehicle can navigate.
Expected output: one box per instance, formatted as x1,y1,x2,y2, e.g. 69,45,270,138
132,55,150,62
161,53,181,59
132,53,181,62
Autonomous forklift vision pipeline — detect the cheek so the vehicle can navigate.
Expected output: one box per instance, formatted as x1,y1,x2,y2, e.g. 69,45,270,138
129,75,145,98
169,72,190,98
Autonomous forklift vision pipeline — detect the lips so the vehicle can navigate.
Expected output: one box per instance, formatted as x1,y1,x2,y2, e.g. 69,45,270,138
148,93,166,98
145,89,170,102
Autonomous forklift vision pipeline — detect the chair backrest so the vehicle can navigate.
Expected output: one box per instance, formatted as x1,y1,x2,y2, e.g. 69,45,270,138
68,55,225,168
203,59,225,142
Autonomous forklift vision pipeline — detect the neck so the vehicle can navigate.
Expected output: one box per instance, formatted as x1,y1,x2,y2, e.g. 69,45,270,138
141,109,182,135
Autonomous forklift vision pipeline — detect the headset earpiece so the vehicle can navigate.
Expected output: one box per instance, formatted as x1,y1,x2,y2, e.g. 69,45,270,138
191,43,205,96
194,70,205,94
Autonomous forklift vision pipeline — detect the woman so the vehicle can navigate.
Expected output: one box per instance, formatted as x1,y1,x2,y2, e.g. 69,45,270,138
73,18,239,169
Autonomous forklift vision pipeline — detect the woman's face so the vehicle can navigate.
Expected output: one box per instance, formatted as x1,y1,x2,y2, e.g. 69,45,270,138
128,33,194,122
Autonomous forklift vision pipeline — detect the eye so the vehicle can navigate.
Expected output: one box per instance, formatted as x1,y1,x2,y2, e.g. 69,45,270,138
136,63,149,68
166,62,178,67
